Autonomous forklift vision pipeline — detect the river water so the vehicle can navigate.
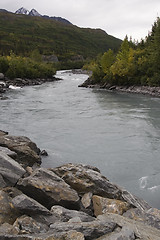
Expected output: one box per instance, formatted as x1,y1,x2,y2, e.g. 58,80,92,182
1,70,160,209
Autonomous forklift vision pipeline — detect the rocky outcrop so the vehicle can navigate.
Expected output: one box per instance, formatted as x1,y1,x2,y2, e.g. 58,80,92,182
1,131,160,239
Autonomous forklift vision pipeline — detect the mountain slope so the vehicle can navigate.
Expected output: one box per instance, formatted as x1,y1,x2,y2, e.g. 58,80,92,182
0,11,122,60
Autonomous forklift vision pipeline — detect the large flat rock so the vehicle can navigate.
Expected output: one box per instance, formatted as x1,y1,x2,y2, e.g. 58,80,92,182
17,168,80,210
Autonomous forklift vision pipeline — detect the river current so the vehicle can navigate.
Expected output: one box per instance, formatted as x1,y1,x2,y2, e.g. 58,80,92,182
1,70,160,208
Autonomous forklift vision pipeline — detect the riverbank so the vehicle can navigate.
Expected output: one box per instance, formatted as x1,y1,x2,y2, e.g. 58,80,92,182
1,130,160,239
0,72,60,100
79,77,160,97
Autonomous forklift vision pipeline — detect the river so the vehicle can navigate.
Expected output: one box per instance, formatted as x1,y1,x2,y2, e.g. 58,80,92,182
1,70,160,209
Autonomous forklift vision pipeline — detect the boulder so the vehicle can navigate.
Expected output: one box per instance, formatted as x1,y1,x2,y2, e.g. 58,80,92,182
92,195,131,217
52,163,121,199
98,213,160,240
81,192,93,209
17,168,80,210
0,135,41,167
51,205,95,222
96,226,136,240
121,189,151,211
0,146,17,159
63,230,85,240
0,190,20,225
13,215,49,234
0,152,25,187
123,207,160,230
50,220,116,240
0,223,19,236
80,192,93,215
12,194,51,216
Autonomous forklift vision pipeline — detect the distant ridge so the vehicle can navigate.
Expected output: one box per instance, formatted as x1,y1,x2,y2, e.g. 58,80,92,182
15,7,72,25
0,8,122,59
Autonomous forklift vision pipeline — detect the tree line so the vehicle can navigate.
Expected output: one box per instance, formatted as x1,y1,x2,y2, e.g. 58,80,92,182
84,18,160,87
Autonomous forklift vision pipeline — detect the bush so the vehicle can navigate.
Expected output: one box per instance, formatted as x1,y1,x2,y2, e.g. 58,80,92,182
0,56,9,73
2,54,56,79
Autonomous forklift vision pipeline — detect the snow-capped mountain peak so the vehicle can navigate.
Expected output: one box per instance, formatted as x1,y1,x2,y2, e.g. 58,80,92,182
29,9,41,17
15,7,29,15
15,7,41,17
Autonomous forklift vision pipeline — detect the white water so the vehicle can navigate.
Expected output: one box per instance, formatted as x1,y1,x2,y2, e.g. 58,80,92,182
1,70,160,208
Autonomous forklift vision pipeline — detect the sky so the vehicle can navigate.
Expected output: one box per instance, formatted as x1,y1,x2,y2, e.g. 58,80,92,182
1,0,160,41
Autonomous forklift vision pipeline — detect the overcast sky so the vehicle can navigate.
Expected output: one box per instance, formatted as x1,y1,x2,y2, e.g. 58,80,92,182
1,0,160,41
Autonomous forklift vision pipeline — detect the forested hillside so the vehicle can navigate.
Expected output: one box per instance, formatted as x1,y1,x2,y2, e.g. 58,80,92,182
83,18,160,87
0,11,121,60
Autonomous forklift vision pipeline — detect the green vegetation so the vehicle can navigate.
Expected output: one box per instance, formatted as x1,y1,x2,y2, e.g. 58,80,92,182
0,11,121,60
0,53,56,79
84,18,160,87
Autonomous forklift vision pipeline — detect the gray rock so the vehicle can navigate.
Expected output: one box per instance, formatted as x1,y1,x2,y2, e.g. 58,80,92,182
51,205,95,222
0,135,41,167
0,190,20,225
97,226,135,240
0,222,19,236
0,152,25,187
121,189,151,211
0,146,17,159
98,213,160,240
63,230,85,240
52,163,121,199
81,192,93,209
17,168,80,210
123,207,160,230
0,174,7,187
0,235,34,240
50,220,116,240
12,194,51,216
13,215,49,234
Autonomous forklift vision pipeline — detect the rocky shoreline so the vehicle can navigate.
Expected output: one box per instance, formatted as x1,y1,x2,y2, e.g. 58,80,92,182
1,130,160,239
0,73,60,100
79,77,160,98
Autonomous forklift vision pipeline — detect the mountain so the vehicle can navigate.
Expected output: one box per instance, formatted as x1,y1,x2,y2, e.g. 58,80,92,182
15,7,41,17
0,10,122,61
15,7,71,24
29,9,41,17
15,7,29,15
0,9,9,13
